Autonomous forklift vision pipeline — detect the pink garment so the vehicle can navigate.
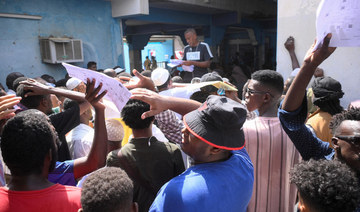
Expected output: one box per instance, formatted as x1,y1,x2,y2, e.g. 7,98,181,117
244,117,300,212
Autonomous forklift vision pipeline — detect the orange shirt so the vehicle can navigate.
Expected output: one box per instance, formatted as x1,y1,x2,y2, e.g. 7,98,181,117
0,184,81,212
306,109,333,146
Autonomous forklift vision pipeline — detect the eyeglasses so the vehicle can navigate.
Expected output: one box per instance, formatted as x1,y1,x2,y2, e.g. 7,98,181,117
246,88,274,97
332,135,360,147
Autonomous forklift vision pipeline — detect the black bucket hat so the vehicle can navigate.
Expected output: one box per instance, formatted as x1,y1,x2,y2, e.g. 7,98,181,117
183,95,247,150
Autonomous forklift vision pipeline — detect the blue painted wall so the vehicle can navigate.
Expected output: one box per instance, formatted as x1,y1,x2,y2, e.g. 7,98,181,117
0,0,124,90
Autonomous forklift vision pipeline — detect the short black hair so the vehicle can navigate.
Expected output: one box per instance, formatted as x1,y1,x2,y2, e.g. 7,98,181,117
63,98,78,111
12,76,28,92
6,72,24,90
251,70,284,95
81,167,134,212
329,107,360,135
1,109,58,176
171,76,183,83
87,61,97,68
16,83,48,109
190,91,211,103
55,78,68,87
290,159,360,212
121,99,154,129
41,74,56,84
140,70,152,78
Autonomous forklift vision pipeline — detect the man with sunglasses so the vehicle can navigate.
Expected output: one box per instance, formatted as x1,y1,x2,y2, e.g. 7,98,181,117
243,70,300,212
280,34,360,209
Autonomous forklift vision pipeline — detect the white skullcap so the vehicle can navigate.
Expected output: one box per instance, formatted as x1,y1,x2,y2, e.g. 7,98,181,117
106,119,124,142
151,68,170,87
66,78,82,90
114,67,125,73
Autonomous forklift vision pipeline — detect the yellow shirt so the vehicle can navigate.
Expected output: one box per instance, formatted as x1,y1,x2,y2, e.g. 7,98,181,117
306,109,333,147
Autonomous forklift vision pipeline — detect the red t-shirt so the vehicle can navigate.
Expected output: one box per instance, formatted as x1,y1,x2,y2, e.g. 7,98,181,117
0,184,81,212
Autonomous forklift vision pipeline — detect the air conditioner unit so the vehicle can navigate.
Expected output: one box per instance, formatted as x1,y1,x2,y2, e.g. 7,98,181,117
39,38,83,64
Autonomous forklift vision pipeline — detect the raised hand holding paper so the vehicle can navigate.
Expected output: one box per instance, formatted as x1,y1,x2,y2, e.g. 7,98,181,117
62,62,131,111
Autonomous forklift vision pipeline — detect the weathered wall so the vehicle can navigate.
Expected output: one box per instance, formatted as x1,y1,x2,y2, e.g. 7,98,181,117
0,0,124,89
277,0,360,107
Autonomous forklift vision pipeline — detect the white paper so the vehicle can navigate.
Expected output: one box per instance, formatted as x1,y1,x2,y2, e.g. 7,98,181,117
167,59,183,68
315,0,360,50
62,63,131,112
182,65,194,72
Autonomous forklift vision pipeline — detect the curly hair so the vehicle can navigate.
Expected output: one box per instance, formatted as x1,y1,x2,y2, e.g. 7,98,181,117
1,109,57,176
81,167,134,212
329,107,360,135
290,159,360,212
251,70,284,95
121,99,154,130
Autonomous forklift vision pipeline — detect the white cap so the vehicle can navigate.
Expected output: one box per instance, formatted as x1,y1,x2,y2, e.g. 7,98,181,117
114,67,125,73
106,119,124,142
151,68,170,87
66,78,82,90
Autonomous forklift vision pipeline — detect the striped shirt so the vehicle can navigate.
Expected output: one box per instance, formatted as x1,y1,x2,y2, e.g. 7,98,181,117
244,117,300,212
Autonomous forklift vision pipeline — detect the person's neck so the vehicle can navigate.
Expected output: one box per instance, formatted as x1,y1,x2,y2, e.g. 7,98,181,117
80,117,90,125
193,152,232,165
7,174,54,191
191,41,200,47
258,103,279,117
132,127,152,138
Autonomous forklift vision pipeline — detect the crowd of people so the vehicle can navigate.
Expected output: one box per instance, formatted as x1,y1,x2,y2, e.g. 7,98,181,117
0,28,359,212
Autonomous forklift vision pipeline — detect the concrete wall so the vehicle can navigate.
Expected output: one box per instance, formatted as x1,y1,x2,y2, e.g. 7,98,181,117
0,0,124,90
277,0,360,107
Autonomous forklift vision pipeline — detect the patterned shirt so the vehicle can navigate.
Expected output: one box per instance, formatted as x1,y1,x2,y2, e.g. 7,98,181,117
155,110,184,144
244,116,300,212
278,96,334,160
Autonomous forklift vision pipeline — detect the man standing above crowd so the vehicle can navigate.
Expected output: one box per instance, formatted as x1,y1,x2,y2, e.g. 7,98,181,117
182,28,213,83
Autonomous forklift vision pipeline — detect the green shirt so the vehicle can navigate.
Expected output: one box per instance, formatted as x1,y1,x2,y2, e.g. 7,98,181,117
106,136,185,212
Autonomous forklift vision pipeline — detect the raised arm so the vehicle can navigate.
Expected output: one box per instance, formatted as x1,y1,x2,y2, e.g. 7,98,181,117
73,78,108,179
284,36,300,70
131,88,201,119
20,78,90,114
282,34,336,112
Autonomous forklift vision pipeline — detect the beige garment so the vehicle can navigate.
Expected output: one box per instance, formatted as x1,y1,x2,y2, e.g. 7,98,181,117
244,117,300,212
306,109,333,145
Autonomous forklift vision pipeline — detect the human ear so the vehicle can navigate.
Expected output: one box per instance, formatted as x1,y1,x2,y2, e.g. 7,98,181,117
263,93,271,103
331,137,340,150
209,147,222,155
132,202,139,212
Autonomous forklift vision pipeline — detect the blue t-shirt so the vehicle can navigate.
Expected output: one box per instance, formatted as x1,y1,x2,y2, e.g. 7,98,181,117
48,160,77,186
150,149,254,212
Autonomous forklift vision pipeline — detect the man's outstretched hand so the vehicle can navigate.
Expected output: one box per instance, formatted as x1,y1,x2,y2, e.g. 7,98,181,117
304,33,336,68
85,78,107,110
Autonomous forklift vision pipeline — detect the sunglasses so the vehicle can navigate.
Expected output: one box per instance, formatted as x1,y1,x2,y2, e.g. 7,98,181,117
246,88,274,98
332,135,360,147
